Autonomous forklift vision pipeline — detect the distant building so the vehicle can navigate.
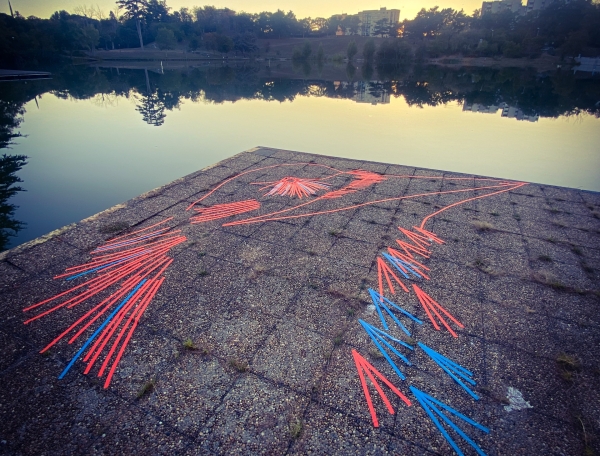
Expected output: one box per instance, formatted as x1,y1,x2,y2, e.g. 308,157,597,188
334,7,400,37
573,56,600,75
333,81,391,105
481,0,526,15
354,81,390,104
463,101,539,122
524,0,557,13
463,102,502,114
501,105,539,122
357,7,400,36
481,0,562,15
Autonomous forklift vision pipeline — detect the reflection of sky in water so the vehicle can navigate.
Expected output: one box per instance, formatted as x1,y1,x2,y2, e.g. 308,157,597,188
8,92,600,248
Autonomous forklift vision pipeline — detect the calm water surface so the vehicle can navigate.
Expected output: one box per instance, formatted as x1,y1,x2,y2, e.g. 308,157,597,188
2,63,599,249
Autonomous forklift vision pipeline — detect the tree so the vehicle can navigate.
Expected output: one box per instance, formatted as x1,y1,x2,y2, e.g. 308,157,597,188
347,40,357,60
373,18,390,37
316,43,325,62
116,0,149,49
0,153,28,251
145,0,170,24
233,32,258,55
155,26,175,49
136,93,166,126
292,41,312,61
81,24,100,52
216,34,234,54
363,38,376,61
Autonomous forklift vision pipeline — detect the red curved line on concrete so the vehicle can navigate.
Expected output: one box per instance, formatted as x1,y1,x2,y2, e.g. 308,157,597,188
419,182,527,229
223,182,519,226
186,162,345,210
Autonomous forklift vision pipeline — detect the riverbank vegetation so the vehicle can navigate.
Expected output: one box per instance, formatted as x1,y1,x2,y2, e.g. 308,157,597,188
1,0,600,67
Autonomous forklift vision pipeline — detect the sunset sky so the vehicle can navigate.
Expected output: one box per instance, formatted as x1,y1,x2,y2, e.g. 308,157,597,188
2,0,483,22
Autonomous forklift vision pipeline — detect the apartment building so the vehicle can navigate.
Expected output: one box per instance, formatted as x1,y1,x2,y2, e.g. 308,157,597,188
357,7,400,36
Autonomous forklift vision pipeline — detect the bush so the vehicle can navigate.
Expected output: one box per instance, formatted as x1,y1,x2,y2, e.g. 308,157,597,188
292,41,312,61
375,39,413,63
502,41,522,58
363,39,376,61
155,27,176,50
347,40,357,60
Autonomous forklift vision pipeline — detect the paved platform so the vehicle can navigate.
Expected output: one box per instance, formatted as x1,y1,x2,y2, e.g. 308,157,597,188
0,147,599,455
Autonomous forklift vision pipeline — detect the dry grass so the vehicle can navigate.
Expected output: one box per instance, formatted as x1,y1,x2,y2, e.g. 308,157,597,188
472,221,494,232
228,358,249,373
531,270,567,290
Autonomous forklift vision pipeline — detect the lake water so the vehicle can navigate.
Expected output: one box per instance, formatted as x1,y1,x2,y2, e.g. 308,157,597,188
1,62,599,249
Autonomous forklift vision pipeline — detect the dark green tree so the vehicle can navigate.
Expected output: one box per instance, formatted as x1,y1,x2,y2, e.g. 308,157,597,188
155,26,176,49
347,40,358,60
373,18,390,37
116,0,149,49
0,154,28,251
363,38,376,61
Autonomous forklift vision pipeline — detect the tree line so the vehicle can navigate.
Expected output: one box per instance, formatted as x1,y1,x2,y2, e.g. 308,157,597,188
1,0,599,66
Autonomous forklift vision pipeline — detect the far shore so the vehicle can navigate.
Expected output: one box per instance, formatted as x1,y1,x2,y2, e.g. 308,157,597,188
87,47,566,72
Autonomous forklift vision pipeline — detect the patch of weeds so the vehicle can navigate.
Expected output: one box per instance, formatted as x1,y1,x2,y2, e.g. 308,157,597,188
531,270,567,291
137,379,156,399
347,309,355,317
369,348,384,359
422,201,431,206
307,250,317,256
471,257,496,275
513,214,521,221
183,338,197,350
404,337,416,346
308,282,319,290
327,229,343,238
198,270,209,277
538,254,553,262
575,415,595,456
198,251,206,257
490,212,500,216
248,265,266,280
289,417,303,439
99,222,130,234
333,332,345,347
41,349,52,357
557,353,580,371
472,221,494,232
359,278,368,291
228,358,249,373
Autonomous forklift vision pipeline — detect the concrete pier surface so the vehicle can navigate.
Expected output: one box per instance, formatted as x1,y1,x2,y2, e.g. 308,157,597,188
1,147,599,455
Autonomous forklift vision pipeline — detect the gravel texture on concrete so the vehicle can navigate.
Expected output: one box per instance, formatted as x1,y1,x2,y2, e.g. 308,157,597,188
1,147,599,455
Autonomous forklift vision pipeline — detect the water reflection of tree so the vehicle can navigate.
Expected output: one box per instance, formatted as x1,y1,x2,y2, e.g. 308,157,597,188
0,98,28,251
136,92,167,126
0,154,28,251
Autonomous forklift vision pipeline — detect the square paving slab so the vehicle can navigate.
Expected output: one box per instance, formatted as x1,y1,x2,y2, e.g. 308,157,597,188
1,147,599,455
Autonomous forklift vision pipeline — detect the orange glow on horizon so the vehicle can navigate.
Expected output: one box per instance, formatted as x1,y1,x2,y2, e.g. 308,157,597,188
3,0,483,22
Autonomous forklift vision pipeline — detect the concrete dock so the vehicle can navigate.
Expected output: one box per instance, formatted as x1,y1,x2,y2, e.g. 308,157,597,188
0,147,599,455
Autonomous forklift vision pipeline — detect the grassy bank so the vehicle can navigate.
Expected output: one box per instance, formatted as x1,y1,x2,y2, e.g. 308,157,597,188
91,35,563,72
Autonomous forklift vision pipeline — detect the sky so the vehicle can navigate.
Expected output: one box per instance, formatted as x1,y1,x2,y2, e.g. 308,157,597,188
2,0,483,22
